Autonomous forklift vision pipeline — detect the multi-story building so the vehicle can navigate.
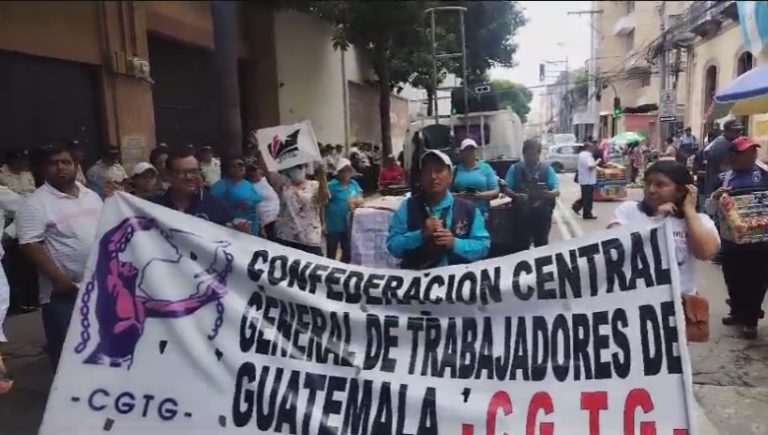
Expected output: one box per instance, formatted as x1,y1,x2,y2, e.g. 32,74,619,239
0,2,408,169
591,0,768,149
591,0,690,144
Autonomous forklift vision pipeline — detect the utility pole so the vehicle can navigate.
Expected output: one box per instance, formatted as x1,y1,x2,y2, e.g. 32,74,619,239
568,9,603,139
657,1,671,144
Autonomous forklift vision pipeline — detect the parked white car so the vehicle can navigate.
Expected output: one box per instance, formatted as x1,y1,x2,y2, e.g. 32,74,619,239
543,143,582,173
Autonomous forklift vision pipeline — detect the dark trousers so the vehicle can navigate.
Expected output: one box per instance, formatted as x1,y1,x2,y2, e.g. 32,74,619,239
326,232,351,263
3,240,39,310
511,205,553,252
263,221,276,241
721,241,768,327
41,293,77,368
580,185,595,217
276,238,323,256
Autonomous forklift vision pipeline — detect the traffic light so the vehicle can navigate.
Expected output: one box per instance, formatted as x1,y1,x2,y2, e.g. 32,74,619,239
539,63,545,82
613,97,623,117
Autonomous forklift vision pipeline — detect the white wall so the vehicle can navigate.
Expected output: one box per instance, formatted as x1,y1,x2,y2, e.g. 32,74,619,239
398,74,461,119
273,11,374,145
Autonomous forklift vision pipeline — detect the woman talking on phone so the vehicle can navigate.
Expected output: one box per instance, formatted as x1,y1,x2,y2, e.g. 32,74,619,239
609,160,720,298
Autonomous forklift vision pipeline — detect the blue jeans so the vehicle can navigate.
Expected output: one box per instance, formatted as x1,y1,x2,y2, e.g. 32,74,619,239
41,293,77,369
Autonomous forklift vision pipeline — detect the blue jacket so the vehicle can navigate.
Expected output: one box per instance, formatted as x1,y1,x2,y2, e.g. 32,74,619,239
387,192,490,268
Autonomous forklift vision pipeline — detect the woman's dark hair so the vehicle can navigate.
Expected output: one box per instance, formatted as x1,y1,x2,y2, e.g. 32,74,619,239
149,146,169,167
165,147,196,171
639,160,693,217
221,155,245,177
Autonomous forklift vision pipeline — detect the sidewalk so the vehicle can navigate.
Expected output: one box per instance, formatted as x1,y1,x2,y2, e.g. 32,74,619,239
0,311,52,435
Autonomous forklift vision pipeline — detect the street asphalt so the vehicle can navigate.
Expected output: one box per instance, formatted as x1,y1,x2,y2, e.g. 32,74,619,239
0,174,766,434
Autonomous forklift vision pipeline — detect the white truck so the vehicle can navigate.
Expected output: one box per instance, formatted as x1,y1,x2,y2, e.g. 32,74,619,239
402,108,525,179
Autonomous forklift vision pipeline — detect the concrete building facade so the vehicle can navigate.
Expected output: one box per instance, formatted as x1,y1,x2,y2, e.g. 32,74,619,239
0,2,402,170
592,0,690,142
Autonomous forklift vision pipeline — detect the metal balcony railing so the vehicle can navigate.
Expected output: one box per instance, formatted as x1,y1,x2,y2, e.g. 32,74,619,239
682,0,737,37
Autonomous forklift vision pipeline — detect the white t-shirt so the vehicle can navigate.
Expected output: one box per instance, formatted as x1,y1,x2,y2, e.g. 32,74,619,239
611,201,719,295
253,178,280,224
275,180,323,247
577,150,597,185
17,182,103,304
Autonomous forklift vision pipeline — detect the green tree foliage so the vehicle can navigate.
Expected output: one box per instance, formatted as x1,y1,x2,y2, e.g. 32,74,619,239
309,1,429,154
302,1,526,153
490,79,533,123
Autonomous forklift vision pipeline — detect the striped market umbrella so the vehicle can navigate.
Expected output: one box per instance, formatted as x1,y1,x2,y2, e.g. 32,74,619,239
714,64,768,116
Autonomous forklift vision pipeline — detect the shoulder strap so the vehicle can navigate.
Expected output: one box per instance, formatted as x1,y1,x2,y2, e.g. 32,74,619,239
537,162,550,180
722,170,734,188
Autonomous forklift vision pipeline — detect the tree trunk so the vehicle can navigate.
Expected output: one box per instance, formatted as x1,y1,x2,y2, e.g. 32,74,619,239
426,85,434,117
375,45,393,156
212,1,242,155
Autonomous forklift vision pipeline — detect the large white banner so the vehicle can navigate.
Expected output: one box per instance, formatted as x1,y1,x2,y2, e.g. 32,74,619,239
255,120,322,172
40,193,697,435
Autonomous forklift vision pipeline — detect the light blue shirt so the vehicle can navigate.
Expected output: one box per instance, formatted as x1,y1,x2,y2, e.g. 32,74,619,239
452,160,499,213
210,178,261,235
325,179,363,234
387,192,490,266
505,162,560,191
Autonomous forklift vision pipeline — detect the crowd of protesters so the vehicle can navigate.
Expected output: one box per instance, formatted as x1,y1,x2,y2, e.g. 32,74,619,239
0,136,406,389
1,120,766,394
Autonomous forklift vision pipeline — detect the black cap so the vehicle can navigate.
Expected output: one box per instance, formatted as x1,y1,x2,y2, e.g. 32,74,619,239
724,119,743,131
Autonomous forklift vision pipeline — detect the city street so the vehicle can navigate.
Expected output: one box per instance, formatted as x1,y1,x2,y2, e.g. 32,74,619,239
1,175,767,435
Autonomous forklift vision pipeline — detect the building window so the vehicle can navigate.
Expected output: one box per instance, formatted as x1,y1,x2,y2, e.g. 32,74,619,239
640,73,651,87
626,29,635,51
737,51,755,76
626,0,635,13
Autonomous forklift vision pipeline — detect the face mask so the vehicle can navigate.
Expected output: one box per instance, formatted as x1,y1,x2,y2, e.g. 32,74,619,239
286,167,306,183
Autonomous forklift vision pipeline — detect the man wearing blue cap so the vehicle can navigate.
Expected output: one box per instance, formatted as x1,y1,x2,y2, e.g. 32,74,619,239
387,149,490,270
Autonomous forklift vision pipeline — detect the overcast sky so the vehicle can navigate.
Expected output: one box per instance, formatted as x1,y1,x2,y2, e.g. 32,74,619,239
489,1,593,118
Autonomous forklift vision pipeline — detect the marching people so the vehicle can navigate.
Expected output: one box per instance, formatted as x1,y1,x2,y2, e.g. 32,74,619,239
707,122,722,144
503,138,559,249
197,145,221,187
610,161,720,297
325,158,364,263
322,144,338,174
151,148,249,233
149,145,171,192
17,142,104,368
86,144,128,198
0,149,36,195
129,162,160,200
378,154,406,189
211,155,262,236
261,157,329,256
706,137,768,339
678,127,699,161
575,141,599,219
0,239,11,395
452,138,500,218
387,149,490,269
67,141,88,186
704,119,743,199
246,161,280,241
